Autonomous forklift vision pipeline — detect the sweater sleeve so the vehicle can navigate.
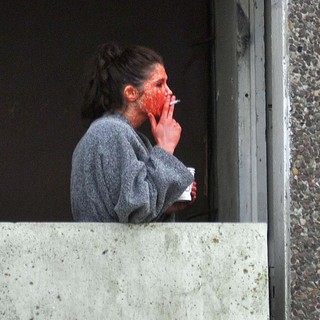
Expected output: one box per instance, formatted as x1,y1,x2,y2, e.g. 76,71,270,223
100,131,194,223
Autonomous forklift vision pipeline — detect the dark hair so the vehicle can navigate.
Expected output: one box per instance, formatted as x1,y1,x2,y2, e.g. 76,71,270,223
81,43,163,122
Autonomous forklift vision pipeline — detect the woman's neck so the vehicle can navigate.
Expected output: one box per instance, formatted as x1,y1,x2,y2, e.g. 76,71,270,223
122,103,147,129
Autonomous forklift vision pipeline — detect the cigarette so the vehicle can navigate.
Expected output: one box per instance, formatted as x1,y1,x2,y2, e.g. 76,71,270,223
169,99,181,105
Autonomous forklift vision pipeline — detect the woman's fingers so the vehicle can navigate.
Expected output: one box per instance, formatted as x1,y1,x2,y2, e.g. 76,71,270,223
160,95,171,121
167,104,175,119
150,95,181,154
148,112,157,130
160,95,176,120
191,181,197,202
166,95,176,119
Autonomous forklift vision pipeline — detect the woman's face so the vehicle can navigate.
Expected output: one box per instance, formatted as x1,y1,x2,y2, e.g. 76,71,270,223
138,64,173,117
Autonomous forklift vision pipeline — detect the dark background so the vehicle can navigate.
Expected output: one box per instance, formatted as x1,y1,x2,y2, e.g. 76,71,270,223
0,0,210,222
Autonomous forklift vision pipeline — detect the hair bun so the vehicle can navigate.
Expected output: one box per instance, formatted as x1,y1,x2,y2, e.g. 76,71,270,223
98,43,123,68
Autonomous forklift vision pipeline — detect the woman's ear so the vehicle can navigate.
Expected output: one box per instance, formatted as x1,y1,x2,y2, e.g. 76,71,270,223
124,85,139,102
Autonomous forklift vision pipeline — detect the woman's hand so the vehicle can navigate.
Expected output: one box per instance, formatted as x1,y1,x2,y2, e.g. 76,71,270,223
165,181,197,214
148,96,181,154
190,180,197,203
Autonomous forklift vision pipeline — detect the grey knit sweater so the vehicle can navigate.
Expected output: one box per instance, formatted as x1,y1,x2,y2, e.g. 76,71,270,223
71,113,194,223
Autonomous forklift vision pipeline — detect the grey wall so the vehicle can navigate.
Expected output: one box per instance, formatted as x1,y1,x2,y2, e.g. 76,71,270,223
0,223,269,320
1,1,209,222
214,0,239,222
288,1,320,319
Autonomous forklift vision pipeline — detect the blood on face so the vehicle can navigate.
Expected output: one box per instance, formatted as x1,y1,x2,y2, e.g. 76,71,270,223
138,64,172,117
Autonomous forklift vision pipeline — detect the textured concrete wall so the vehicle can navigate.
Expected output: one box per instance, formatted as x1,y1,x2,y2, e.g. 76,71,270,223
0,223,269,320
288,1,320,319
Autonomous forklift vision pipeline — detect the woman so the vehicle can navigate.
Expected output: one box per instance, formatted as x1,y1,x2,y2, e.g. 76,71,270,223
71,43,196,222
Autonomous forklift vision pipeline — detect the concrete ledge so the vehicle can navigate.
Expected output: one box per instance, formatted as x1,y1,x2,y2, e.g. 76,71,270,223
0,223,269,319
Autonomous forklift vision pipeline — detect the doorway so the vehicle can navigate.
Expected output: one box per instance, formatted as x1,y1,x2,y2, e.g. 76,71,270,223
1,0,211,222
1,0,268,224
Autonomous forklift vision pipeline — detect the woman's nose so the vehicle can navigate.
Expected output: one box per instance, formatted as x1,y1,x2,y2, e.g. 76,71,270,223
166,85,173,96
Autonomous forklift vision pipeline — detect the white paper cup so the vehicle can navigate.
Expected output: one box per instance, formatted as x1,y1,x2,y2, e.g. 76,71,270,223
177,167,195,201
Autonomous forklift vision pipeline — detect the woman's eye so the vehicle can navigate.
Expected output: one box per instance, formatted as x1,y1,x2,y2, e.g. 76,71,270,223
156,82,163,87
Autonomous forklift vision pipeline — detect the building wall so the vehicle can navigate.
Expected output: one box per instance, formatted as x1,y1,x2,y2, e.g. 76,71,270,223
288,1,320,319
0,223,269,320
